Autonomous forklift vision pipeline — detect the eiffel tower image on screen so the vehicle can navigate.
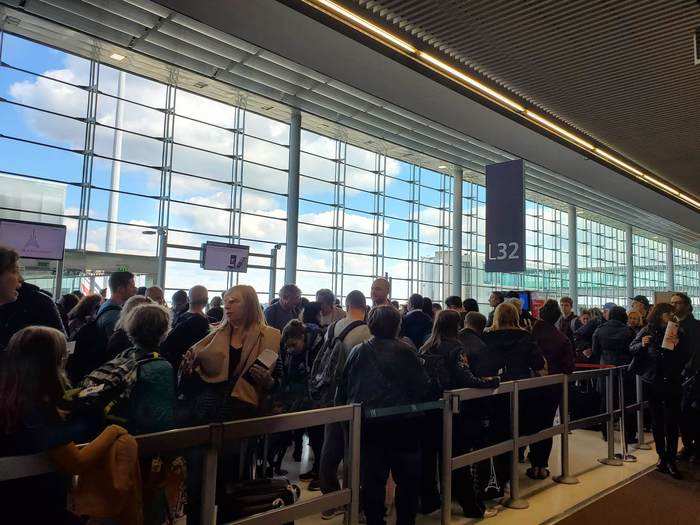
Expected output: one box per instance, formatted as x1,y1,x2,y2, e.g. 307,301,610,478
24,228,40,251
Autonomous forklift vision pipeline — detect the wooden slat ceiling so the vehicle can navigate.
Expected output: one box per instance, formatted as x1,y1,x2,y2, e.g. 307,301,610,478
351,0,700,198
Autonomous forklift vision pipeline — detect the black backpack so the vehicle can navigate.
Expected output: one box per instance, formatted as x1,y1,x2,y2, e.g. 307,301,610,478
309,320,365,407
66,304,121,385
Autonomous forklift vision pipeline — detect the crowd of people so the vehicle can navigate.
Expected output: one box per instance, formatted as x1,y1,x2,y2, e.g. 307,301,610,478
0,243,698,525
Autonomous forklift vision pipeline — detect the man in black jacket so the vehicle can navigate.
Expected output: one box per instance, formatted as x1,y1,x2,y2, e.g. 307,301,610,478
161,285,211,371
401,293,433,350
337,305,428,525
672,292,699,462
459,311,488,358
0,246,64,351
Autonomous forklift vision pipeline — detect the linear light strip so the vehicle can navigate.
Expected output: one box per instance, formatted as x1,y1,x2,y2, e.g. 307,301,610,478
593,148,645,178
525,110,594,149
315,0,416,53
418,51,525,112
304,0,698,209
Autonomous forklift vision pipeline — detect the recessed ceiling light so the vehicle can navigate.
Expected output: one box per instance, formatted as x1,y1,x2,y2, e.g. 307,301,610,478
109,53,126,61
194,81,208,89
438,165,447,169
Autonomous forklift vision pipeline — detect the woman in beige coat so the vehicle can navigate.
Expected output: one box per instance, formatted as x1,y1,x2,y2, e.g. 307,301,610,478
184,284,281,422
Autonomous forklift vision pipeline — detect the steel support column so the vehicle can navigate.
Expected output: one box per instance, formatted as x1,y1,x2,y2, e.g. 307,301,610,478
285,109,301,285
568,204,578,309
666,238,674,290
451,166,463,297
626,224,634,306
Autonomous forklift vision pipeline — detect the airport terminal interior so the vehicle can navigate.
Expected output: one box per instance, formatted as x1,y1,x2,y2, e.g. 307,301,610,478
0,1,699,524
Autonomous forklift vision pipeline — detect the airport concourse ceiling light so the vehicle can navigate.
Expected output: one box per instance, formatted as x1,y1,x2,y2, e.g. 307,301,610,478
301,0,696,209
109,53,126,61
525,110,594,150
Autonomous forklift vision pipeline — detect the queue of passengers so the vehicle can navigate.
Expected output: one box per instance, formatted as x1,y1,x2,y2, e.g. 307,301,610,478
0,243,698,525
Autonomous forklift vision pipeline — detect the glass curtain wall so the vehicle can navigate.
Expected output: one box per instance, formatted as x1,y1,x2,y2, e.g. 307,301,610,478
1,32,699,307
297,130,451,303
0,33,288,303
461,180,570,309
632,231,668,299
576,215,628,308
674,243,700,306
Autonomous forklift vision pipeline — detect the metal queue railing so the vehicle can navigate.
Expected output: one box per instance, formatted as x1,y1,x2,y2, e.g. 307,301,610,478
0,366,651,525
439,365,651,525
0,404,362,525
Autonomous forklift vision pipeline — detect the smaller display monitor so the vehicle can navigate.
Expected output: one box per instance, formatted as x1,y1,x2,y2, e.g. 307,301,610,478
201,242,250,272
0,219,67,261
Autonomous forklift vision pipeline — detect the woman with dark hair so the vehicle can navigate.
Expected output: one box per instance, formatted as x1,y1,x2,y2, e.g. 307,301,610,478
630,303,690,479
419,310,499,518
66,293,102,339
274,316,324,483
573,307,603,363
422,296,434,319
529,300,575,479
56,293,79,334
0,326,128,524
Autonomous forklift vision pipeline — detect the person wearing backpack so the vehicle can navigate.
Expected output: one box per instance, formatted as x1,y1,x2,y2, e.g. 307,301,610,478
419,310,499,518
311,290,370,520
66,271,136,385
337,305,429,525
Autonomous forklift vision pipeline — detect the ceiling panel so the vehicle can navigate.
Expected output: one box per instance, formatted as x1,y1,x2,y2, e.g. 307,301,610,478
353,0,700,196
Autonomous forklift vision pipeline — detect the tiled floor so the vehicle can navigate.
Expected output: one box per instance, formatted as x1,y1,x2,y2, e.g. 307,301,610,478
284,427,658,525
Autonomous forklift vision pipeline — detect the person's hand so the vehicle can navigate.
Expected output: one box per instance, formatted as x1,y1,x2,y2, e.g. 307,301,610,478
642,335,652,348
666,333,679,347
582,348,593,358
248,364,273,388
107,424,128,436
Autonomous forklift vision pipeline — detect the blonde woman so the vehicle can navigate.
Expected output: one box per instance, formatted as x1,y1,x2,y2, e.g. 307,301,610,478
185,285,281,422
476,302,545,381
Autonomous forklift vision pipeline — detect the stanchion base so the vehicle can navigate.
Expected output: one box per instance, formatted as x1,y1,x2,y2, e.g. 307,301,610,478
553,475,580,485
502,497,529,510
634,443,652,451
598,457,623,466
615,453,637,463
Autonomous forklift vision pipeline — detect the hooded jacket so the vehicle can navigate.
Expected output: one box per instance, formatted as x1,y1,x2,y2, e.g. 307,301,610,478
592,319,635,366
0,281,65,350
476,329,545,381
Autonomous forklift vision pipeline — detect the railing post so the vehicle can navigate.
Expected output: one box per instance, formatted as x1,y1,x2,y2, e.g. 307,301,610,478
634,375,652,450
617,369,637,462
345,404,362,525
598,369,623,466
440,394,455,525
201,424,222,525
503,383,529,509
554,375,579,484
